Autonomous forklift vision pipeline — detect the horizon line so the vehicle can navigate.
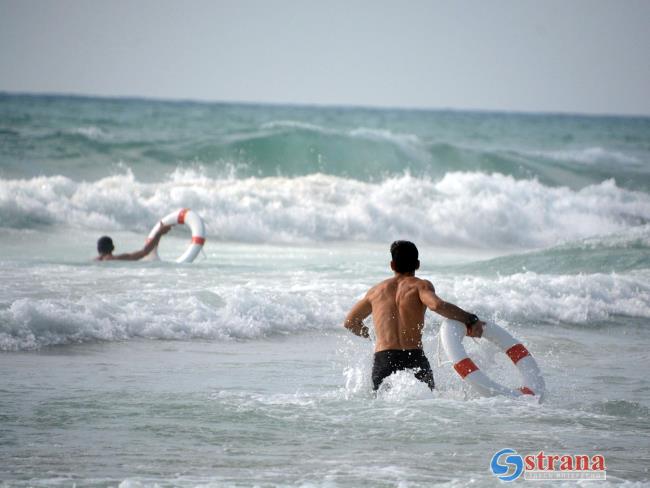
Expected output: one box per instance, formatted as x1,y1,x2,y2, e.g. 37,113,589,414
2,90,650,120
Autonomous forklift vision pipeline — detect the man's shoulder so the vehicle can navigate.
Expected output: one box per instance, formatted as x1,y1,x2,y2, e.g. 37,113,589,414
418,276,434,286
98,254,125,261
368,277,395,294
369,276,434,297
411,276,434,291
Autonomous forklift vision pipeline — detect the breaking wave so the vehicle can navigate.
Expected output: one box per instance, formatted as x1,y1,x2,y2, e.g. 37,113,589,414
1,169,649,249
1,269,648,351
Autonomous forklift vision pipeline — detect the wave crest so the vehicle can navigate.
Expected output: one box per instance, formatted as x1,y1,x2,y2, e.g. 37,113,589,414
2,269,647,351
0,284,347,351
1,170,649,248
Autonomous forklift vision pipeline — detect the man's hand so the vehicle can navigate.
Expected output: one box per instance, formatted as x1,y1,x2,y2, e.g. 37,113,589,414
158,223,172,235
344,295,372,339
466,320,485,338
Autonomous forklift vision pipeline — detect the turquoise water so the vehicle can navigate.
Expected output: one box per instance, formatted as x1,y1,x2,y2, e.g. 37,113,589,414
1,94,649,486
2,94,649,189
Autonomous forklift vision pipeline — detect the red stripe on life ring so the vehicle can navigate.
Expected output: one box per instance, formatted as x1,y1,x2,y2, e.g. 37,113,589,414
506,344,530,364
178,208,189,224
519,386,535,395
192,236,205,245
454,358,479,378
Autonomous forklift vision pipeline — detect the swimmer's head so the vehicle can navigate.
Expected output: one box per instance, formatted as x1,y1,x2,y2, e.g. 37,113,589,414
390,240,419,274
97,236,114,255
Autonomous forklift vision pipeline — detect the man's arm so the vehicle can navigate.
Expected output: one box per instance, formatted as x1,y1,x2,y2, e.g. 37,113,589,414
418,280,484,337
343,294,372,338
113,224,172,261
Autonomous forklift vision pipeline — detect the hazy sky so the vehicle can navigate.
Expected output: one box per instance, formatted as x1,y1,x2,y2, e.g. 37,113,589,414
1,0,649,115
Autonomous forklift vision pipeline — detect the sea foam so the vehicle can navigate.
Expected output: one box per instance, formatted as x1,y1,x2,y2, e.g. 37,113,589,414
1,169,648,249
1,268,648,351
525,146,640,165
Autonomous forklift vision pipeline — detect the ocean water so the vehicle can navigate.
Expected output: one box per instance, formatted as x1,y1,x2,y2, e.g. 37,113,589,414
1,94,649,487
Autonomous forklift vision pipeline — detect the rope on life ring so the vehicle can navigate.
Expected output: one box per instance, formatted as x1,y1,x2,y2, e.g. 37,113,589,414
146,208,206,263
440,319,545,401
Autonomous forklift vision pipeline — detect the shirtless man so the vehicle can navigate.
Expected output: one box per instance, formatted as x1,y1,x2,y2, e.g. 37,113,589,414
343,240,485,391
95,224,171,261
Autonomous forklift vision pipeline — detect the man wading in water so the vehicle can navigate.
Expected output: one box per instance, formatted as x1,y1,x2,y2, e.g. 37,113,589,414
343,240,485,392
95,224,171,261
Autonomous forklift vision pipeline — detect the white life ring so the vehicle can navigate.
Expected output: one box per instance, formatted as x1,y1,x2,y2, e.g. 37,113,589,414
440,319,545,401
146,208,206,263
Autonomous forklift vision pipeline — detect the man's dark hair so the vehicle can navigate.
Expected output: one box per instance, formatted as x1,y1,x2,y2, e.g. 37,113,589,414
390,240,419,273
97,236,114,255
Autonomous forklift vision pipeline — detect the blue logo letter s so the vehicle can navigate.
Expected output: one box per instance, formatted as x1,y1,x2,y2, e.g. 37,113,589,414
490,448,524,482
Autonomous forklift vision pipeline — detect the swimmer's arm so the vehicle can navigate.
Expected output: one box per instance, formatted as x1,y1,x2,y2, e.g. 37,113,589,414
419,280,484,337
113,224,171,261
344,295,372,338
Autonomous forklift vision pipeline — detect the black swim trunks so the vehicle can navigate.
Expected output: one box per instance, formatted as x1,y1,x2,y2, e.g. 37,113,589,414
372,349,435,391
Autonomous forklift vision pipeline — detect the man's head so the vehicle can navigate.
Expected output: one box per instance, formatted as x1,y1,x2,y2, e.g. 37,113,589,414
390,240,419,274
97,236,114,255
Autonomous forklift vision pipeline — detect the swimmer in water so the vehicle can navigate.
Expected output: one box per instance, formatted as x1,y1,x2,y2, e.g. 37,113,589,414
95,223,171,261
343,240,485,392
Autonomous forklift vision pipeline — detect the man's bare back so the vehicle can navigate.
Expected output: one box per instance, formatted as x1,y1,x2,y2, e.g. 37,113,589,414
343,240,484,391
345,275,482,352
358,275,428,351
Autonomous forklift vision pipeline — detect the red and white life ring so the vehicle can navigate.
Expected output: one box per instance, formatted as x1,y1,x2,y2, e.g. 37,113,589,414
440,319,545,401
146,208,206,263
